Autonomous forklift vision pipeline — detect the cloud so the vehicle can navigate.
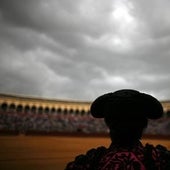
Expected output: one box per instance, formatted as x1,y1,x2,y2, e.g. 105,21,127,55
0,0,170,101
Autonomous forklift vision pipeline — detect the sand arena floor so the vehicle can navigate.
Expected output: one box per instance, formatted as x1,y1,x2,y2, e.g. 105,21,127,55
0,135,170,170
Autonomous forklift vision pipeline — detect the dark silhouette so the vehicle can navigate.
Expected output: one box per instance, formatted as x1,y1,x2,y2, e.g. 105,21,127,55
65,89,170,170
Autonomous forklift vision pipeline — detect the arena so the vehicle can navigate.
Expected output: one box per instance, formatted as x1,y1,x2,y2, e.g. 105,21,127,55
0,135,170,170
0,93,170,170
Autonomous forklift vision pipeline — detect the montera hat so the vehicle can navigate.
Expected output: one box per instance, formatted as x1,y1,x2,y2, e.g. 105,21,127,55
90,89,163,119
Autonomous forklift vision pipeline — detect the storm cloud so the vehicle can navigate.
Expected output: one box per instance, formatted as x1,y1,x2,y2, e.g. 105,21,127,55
0,0,170,101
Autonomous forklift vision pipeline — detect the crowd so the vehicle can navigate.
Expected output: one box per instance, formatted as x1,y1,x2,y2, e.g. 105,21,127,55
0,110,107,134
0,110,170,135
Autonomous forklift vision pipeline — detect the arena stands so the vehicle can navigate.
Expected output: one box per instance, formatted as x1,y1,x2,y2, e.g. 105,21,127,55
0,108,170,136
0,93,170,136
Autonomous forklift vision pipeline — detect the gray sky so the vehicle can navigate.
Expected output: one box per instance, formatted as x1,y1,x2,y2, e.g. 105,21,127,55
0,0,170,101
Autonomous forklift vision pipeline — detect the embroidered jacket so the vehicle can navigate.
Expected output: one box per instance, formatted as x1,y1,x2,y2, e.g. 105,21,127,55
65,142,170,170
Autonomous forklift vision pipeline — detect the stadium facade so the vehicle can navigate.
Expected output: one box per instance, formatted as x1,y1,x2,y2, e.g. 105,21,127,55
0,93,90,115
0,93,170,136
0,93,170,115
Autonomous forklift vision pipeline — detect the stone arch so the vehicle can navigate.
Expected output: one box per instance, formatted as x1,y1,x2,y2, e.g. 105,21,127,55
1,102,8,111
57,108,62,114
75,109,79,115
16,104,23,112
9,103,16,111
167,110,170,117
44,107,50,113
38,106,43,114
51,107,56,114
24,105,30,113
80,109,86,115
31,105,37,113
69,108,73,114
63,108,68,115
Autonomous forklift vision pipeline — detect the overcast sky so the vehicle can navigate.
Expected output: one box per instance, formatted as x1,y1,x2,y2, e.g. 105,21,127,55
0,0,170,101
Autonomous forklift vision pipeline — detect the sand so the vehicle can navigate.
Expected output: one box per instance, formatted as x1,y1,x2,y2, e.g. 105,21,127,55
0,135,170,170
